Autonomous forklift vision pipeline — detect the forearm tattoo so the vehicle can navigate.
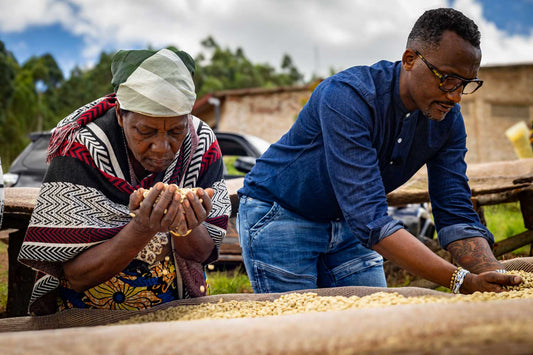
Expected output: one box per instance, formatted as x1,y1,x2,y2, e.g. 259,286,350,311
446,237,503,274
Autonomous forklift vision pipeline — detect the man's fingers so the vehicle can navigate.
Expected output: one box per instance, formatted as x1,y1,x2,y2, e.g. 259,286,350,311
510,275,522,285
497,273,522,285
485,271,522,286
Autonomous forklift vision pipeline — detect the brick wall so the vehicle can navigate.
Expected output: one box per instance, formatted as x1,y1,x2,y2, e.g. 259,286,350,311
216,90,311,143
461,64,533,163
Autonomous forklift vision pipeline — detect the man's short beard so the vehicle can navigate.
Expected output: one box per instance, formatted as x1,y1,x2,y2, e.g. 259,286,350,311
423,109,447,122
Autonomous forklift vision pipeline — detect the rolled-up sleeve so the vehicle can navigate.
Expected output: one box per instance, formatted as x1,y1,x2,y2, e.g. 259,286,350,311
438,223,494,249
367,217,405,248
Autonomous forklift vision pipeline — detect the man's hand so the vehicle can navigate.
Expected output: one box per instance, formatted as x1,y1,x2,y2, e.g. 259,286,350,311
461,271,522,293
446,237,525,292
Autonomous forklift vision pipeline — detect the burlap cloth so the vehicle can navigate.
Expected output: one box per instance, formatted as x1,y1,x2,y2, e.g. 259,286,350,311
1,257,532,354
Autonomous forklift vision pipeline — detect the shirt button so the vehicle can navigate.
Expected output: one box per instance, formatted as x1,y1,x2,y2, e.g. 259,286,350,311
405,113,411,118
397,138,402,143
389,161,394,165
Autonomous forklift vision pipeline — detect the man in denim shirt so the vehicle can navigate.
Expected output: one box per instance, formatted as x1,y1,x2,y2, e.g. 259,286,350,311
237,8,522,294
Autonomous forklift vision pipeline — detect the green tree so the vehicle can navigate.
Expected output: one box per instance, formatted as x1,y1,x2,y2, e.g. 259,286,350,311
0,41,15,121
19,53,64,131
0,42,19,168
55,51,114,119
281,53,303,84
0,63,39,167
194,36,304,97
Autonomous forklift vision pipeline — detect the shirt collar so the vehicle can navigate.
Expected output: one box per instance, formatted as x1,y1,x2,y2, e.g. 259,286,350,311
392,61,412,117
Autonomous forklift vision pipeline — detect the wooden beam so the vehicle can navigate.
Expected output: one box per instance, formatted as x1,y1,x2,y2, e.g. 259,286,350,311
493,230,533,257
474,187,528,206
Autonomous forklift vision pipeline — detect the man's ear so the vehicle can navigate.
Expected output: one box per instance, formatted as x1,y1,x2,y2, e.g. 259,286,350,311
115,101,124,128
402,49,417,71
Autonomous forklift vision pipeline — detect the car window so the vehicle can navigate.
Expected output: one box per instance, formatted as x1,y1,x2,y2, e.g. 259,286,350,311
216,134,268,177
21,136,50,171
242,134,270,155
217,138,250,156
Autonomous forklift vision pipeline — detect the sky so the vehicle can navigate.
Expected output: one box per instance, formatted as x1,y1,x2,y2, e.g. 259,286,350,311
0,0,532,81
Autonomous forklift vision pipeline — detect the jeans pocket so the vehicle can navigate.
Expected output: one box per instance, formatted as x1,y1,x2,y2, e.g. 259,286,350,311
253,260,316,293
249,201,280,237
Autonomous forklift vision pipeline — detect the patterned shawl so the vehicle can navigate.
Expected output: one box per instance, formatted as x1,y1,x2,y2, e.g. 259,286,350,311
18,94,230,315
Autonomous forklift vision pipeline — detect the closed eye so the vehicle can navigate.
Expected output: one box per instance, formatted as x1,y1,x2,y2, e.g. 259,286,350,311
137,128,156,136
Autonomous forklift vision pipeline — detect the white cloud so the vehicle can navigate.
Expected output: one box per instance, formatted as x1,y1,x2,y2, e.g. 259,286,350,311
0,0,73,31
1,0,532,79
453,0,533,65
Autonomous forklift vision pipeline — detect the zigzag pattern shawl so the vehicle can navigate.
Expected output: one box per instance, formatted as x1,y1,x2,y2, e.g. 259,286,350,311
18,95,230,315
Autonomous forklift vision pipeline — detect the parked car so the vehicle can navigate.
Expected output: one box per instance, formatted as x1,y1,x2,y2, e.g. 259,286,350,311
3,130,270,187
3,131,51,188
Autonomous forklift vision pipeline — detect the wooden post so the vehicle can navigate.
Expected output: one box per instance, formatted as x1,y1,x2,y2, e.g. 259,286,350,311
471,197,486,226
519,188,533,230
518,187,533,256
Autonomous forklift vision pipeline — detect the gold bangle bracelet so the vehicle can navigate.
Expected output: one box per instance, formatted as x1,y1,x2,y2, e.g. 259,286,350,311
170,229,192,237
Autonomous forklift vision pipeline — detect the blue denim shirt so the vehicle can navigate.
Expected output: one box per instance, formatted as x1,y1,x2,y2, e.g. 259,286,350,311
239,60,493,249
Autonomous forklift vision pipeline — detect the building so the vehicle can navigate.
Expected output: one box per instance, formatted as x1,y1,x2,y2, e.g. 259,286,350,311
192,85,314,143
461,63,533,163
193,64,533,163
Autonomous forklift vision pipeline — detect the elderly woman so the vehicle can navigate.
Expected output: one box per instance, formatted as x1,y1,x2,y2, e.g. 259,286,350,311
18,48,230,315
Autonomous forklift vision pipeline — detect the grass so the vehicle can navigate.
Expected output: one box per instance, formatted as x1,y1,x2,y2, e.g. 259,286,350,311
223,156,246,176
484,202,530,255
0,242,8,315
206,266,252,295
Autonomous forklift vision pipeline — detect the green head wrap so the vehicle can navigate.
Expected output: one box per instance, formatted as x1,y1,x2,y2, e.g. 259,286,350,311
111,48,196,117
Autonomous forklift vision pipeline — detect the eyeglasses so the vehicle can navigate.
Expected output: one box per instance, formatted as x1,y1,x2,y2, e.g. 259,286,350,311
414,50,483,95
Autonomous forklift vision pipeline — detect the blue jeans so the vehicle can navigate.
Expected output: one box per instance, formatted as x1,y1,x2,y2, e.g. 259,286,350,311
237,195,387,293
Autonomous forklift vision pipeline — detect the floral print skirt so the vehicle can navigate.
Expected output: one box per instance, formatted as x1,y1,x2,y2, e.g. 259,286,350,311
57,258,178,311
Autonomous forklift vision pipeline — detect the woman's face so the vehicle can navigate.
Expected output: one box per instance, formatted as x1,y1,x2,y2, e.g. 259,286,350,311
117,107,189,173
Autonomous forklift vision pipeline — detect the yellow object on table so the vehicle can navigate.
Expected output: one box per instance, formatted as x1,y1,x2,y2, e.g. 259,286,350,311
505,121,533,159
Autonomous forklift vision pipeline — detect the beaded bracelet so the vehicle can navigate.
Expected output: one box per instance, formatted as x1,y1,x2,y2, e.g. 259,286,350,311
451,267,471,294
449,267,461,291
494,269,507,274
